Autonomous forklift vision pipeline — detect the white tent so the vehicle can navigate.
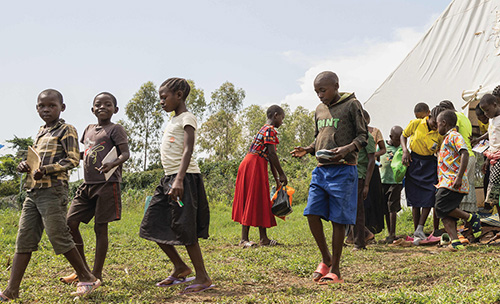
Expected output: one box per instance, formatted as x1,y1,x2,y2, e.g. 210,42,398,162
365,0,500,137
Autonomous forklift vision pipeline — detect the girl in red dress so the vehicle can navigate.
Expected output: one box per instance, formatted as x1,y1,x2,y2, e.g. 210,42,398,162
232,105,288,247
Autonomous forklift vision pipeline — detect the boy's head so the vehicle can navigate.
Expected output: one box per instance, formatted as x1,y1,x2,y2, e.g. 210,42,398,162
438,100,456,111
480,94,500,119
389,125,403,147
313,71,340,105
92,92,119,121
159,78,191,113
362,110,370,125
36,89,65,125
428,105,446,131
414,102,430,119
436,110,457,136
475,106,489,124
267,105,285,128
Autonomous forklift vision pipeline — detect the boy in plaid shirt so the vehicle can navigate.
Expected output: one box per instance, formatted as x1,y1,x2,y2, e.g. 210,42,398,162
0,89,100,301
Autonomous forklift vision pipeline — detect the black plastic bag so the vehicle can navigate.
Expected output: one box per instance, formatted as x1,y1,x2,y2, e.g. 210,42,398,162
272,187,293,217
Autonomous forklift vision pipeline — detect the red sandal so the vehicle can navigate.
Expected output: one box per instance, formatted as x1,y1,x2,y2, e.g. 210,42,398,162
312,262,330,282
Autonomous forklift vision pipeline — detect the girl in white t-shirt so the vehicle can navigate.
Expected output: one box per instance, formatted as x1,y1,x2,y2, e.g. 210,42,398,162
139,78,213,294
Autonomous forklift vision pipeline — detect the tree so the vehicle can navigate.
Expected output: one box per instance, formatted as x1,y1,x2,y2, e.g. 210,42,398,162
122,82,164,171
199,82,245,160
241,104,266,144
6,135,34,158
186,79,207,121
276,105,315,159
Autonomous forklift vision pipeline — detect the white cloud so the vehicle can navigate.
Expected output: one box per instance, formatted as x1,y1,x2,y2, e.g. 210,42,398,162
281,27,426,110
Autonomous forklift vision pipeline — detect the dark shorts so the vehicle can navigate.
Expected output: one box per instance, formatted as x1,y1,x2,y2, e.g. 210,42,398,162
303,165,358,225
16,185,74,255
139,173,210,246
67,182,122,224
435,188,465,219
382,184,402,213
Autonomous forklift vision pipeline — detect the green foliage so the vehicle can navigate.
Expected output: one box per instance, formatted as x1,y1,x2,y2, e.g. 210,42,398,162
0,155,19,181
121,81,164,171
6,135,34,158
186,79,206,121
277,105,315,160
198,158,241,205
121,168,164,192
199,82,246,161
0,180,19,197
242,104,266,144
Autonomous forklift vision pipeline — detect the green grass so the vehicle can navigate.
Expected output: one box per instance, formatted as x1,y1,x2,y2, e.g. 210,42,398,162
2,195,500,303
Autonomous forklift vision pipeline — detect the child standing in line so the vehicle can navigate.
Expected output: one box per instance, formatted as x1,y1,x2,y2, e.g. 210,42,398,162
0,89,100,301
379,126,404,244
472,106,490,198
62,92,129,284
401,106,445,241
435,110,481,251
481,94,500,214
291,71,367,284
362,110,385,235
139,78,213,294
349,125,375,250
232,105,287,248
438,100,477,236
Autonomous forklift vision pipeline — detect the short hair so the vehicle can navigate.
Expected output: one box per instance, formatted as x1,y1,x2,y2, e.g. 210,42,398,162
94,92,117,106
430,105,446,120
439,100,455,111
492,85,500,97
39,89,63,104
266,105,284,119
314,71,339,85
414,102,429,113
438,109,457,126
160,78,191,100
480,94,497,107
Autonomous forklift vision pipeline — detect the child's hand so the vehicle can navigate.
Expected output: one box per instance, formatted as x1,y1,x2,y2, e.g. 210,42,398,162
33,167,46,180
330,146,350,162
98,162,115,173
452,177,462,189
279,173,288,186
290,147,307,158
402,150,412,166
17,161,30,173
168,178,184,202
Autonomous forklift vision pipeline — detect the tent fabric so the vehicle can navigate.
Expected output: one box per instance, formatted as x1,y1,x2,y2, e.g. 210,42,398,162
365,0,500,138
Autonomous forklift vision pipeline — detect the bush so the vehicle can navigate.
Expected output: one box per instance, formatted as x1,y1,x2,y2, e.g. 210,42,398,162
0,180,20,197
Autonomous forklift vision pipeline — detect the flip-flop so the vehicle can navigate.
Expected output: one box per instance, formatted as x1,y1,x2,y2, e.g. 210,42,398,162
312,262,330,282
180,283,215,294
156,276,195,287
60,273,79,285
239,241,257,248
318,272,344,285
70,279,101,296
260,239,280,246
0,291,10,302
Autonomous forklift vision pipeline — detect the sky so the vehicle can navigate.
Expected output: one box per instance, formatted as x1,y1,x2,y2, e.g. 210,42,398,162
0,0,452,155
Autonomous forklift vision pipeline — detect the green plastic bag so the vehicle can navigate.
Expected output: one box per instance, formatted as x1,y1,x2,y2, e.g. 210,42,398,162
390,147,407,183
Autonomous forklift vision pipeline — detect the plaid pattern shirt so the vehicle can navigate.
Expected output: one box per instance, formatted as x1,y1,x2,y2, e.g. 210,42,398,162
248,124,279,160
26,119,80,189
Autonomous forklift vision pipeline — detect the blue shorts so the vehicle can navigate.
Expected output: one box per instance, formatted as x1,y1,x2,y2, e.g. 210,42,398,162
303,165,358,224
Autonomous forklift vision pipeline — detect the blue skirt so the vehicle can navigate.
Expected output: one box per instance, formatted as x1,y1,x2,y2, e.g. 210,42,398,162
405,152,437,208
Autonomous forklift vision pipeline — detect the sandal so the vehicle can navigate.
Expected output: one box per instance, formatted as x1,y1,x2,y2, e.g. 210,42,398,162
260,239,279,246
318,272,344,285
60,273,79,285
312,262,330,282
239,241,257,248
70,279,101,296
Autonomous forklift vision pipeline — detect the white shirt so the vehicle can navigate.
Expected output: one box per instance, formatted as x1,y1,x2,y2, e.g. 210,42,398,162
161,112,201,175
488,115,500,153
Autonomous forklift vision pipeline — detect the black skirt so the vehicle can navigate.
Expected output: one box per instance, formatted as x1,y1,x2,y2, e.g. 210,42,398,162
139,173,210,246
